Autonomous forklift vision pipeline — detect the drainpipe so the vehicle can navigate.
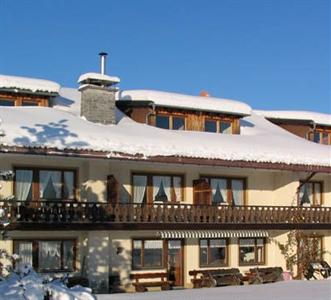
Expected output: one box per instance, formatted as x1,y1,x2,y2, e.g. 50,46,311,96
145,103,156,124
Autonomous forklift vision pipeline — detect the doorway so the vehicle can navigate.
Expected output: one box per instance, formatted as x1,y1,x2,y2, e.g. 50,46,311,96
167,240,184,286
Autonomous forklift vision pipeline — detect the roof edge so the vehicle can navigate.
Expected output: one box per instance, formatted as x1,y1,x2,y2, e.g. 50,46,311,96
1,145,330,173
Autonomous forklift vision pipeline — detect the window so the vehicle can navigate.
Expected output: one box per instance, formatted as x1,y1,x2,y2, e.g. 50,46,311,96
155,114,185,130
173,116,185,130
298,236,323,262
220,121,232,134
200,239,228,267
205,119,217,133
0,99,15,106
15,168,76,201
132,174,183,204
156,115,170,129
239,238,265,265
14,239,75,272
299,182,322,206
204,177,245,205
309,130,331,145
0,95,48,107
132,240,163,270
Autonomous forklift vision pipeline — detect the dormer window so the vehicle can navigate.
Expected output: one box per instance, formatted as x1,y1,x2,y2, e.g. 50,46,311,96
205,119,217,133
204,118,233,134
309,130,330,145
156,115,170,129
0,94,49,107
155,114,186,130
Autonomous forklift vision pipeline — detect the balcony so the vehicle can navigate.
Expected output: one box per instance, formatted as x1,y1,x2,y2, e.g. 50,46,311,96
1,200,331,230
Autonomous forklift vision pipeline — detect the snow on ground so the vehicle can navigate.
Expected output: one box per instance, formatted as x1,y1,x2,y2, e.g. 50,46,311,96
0,74,60,94
96,280,331,300
118,89,252,115
255,110,331,126
0,105,330,167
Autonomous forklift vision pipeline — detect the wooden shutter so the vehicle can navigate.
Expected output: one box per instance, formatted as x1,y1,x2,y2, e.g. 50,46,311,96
107,175,119,204
193,178,211,205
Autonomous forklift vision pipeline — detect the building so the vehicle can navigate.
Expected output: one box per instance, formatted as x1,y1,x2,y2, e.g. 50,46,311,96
0,56,330,293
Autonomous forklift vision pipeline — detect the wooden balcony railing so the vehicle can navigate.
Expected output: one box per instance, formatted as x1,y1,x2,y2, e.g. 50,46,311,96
1,200,331,230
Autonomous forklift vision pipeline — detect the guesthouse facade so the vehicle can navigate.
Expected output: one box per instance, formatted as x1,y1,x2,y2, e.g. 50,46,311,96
0,59,330,292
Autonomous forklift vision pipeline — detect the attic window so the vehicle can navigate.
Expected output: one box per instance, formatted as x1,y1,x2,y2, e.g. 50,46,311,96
309,130,331,145
156,115,170,129
0,99,15,106
0,93,49,107
205,119,217,133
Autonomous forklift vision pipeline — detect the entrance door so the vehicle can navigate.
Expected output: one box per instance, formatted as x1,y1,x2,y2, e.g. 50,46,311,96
167,240,184,286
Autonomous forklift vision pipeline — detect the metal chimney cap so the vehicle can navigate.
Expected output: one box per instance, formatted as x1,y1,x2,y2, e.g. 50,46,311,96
99,52,108,56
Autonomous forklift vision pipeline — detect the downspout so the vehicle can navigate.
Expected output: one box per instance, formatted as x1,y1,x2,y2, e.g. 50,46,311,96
145,103,156,124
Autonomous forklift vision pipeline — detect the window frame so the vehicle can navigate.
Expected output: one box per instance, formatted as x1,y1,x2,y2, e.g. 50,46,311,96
200,175,247,206
204,116,234,134
13,239,77,273
298,181,323,207
131,239,165,270
14,166,77,201
308,130,331,145
155,113,186,130
0,93,49,107
199,238,229,267
238,238,266,266
131,172,185,204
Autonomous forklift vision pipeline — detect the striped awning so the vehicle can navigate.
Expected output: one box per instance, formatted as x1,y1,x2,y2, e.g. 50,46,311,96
156,230,269,239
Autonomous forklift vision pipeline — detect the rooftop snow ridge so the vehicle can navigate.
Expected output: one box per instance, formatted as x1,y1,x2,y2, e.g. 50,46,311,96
255,110,331,127
118,90,252,116
0,74,60,94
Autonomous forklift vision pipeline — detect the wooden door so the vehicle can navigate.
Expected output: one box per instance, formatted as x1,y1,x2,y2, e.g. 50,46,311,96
167,240,184,286
193,178,211,205
107,175,119,204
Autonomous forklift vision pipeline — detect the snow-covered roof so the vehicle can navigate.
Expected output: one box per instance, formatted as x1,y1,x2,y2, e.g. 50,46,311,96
0,74,60,94
255,110,331,127
118,90,252,116
0,91,330,169
78,72,120,84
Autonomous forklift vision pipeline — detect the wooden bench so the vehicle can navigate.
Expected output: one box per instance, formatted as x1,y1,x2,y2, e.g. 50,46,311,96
130,272,170,292
247,267,283,284
304,260,331,280
189,268,243,288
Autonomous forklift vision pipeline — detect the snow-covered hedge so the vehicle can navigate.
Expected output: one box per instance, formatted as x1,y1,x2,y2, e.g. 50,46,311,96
0,264,95,300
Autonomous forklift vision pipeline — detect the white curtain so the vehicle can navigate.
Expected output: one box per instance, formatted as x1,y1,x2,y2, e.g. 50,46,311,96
300,183,312,206
144,240,163,249
173,176,182,202
133,175,147,203
63,172,74,199
39,241,61,270
39,171,61,199
153,176,171,202
210,179,227,204
18,242,33,266
63,241,74,270
314,183,321,205
232,180,244,206
15,170,33,201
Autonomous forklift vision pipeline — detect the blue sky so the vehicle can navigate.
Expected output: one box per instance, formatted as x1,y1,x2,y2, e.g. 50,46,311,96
0,0,329,112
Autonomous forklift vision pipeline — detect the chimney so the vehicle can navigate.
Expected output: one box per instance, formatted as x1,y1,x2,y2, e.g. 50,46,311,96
199,90,210,97
78,52,120,125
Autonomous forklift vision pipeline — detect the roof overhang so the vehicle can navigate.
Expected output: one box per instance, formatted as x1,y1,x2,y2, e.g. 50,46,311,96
267,117,314,126
0,88,58,97
1,145,330,173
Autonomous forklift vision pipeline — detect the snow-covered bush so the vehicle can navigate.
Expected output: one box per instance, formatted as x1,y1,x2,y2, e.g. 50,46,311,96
0,263,96,300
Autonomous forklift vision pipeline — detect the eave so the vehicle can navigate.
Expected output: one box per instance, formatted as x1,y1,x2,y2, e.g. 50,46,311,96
1,145,330,173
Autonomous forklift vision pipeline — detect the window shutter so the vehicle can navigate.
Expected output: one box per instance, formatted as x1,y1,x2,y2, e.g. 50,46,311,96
193,178,211,205
107,175,119,204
